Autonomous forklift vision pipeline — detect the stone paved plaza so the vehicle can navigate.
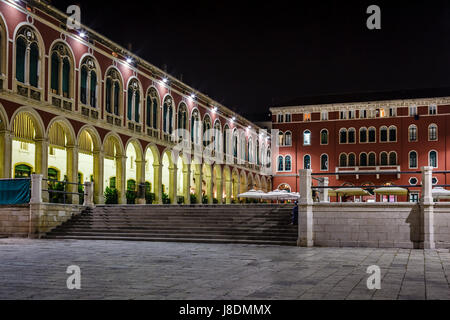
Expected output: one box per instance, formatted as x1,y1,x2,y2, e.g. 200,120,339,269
0,239,449,300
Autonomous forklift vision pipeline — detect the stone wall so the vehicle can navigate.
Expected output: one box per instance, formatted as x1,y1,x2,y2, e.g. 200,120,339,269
0,203,85,238
432,203,450,249
0,205,31,237
308,203,421,249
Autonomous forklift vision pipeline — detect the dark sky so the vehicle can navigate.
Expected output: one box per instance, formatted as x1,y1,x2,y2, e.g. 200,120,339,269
52,0,450,120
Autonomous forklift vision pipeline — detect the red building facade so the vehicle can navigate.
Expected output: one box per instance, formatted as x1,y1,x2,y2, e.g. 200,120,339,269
271,96,450,202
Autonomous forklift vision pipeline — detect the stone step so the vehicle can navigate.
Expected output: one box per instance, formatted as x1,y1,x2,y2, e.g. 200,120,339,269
50,228,297,237
44,235,297,246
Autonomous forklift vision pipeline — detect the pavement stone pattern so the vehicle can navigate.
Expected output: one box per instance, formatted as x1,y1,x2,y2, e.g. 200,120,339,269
0,239,449,300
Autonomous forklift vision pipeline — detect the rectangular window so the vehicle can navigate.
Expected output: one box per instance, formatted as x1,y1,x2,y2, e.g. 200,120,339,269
340,111,347,120
409,106,418,116
360,109,367,119
285,114,292,122
277,114,284,123
429,105,437,115
321,111,328,121
389,108,397,117
409,193,419,203
349,110,355,119
378,109,386,118
304,113,311,122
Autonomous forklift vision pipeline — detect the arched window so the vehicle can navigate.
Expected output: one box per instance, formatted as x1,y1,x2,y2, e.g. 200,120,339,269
285,156,292,171
191,109,200,144
429,124,438,141
409,125,417,142
278,156,284,171
380,127,388,142
348,153,356,167
339,154,347,167
240,133,246,161
348,128,356,144
15,26,40,88
162,96,174,134
213,121,221,154
360,153,368,167
278,131,284,146
223,124,230,155
320,129,328,145
303,130,311,146
389,152,397,165
146,88,159,129
429,151,438,168
203,114,212,148
284,131,292,146
368,153,376,166
256,139,260,165
127,79,141,123
248,138,253,162
389,126,397,142
80,57,98,108
380,152,388,166
50,43,73,98
105,68,122,117
304,155,311,169
360,127,367,143
175,103,187,140
340,129,347,144
368,127,376,143
321,154,328,171
409,151,418,169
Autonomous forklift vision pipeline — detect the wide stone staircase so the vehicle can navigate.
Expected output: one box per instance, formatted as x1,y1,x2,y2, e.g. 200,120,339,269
44,204,298,246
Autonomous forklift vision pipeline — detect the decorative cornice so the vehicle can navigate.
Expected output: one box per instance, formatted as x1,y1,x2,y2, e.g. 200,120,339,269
270,97,450,114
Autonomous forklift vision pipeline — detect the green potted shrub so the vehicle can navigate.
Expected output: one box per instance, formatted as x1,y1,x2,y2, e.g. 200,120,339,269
104,187,119,204
190,193,197,204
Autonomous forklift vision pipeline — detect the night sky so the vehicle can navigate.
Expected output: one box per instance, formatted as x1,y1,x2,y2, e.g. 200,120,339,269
52,0,450,121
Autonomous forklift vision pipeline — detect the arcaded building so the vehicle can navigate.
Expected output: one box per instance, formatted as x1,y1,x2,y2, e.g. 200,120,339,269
0,0,272,205
271,90,450,202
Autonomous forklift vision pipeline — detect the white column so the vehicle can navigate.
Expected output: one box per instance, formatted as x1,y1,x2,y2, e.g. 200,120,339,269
421,166,435,249
319,177,329,203
30,174,43,204
83,181,95,208
298,169,314,247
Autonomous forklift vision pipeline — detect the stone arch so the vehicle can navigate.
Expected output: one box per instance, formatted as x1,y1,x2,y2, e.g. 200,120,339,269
46,117,79,202
143,143,161,204
0,103,10,178
239,170,248,199
202,163,213,204
190,156,203,204
231,168,240,202
254,175,262,191
161,148,175,203
213,164,223,203
247,172,254,190
103,132,125,203
223,165,232,204
77,125,102,203
10,107,46,181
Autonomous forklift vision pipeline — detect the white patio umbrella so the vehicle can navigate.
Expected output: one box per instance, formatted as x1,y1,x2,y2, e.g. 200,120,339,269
335,188,370,197
263,190,299,201
432,187,450,199
237,189,267,199
374,187,408,196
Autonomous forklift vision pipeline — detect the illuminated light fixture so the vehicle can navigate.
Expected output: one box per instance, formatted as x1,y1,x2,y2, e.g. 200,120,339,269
79,31,86,38
212,106,218,113
126,57,133,64
190,93,196,99
162,77,169,84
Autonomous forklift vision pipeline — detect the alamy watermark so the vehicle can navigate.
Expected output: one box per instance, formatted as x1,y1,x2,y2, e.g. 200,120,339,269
366,265,381,290
66,265,81,290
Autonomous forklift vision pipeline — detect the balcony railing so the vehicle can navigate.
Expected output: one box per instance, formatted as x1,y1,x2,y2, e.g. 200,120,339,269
17,83,42,102
336,165,401,180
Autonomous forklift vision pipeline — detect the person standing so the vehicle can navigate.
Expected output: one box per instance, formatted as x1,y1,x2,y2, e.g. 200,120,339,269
291,201,298,225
